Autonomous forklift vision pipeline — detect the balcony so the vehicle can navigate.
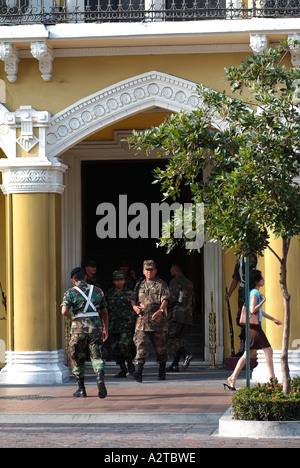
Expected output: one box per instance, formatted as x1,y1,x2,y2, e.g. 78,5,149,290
0,0,299,25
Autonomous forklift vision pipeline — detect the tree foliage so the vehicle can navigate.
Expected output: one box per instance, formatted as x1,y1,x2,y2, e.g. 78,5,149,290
129,41,300,257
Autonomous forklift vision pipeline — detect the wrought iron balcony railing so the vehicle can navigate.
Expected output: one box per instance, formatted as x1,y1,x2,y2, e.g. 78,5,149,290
0,0,299,25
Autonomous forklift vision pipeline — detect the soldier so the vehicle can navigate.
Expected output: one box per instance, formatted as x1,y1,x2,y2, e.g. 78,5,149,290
105,270,136,378
118,259,137,290
128,260,169,382
225,254,257,356
61,267,108,398
167,263,195,372
83,259,101,288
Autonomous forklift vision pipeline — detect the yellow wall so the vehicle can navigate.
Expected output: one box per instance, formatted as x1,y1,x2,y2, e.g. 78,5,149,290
85,112,171,141
288,238,300,347
2,53,249,115
2,51,291,116
264,236,300,350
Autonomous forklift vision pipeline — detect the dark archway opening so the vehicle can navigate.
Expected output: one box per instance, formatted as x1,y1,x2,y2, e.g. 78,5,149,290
81,159,204,359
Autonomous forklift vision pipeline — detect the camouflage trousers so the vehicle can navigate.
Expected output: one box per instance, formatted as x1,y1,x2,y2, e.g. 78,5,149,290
69,332,105,379
106,331,135,364
133,329,168,365
168,322,191,354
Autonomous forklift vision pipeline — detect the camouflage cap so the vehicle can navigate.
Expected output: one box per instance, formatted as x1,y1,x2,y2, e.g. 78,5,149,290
143,260,156,270
113,270,125,279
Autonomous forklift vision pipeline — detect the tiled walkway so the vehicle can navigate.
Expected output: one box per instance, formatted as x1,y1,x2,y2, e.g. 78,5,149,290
0,364,232,423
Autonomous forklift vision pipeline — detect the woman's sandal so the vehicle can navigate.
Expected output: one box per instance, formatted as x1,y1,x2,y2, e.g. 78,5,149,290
223,378,237,391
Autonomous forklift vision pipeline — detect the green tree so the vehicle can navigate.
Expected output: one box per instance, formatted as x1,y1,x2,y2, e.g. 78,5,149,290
129,41,300,395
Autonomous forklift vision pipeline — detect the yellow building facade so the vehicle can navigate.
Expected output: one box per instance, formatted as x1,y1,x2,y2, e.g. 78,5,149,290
0,6,299,384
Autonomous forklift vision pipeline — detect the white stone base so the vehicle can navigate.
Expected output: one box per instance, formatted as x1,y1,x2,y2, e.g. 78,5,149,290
0,349,70,385
217,408,300,438
252,349,300,384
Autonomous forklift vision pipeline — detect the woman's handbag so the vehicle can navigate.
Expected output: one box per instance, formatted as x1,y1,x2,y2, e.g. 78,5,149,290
239,305,260,326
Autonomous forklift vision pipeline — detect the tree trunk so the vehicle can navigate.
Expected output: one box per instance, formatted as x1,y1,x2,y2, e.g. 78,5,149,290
280,238,291,395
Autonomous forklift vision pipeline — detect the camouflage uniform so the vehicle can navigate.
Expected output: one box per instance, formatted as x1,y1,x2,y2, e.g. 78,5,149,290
124,272,136,291
86,274,101,288
106,285,135,364
168,273,195,356
83,259,102,288
61,280,107,379
131,274,169,365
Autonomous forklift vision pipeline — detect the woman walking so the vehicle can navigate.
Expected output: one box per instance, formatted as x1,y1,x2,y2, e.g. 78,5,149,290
225,269,282,390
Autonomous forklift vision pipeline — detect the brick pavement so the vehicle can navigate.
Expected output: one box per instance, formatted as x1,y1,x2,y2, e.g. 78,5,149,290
0,364,299,449
1,423,300,449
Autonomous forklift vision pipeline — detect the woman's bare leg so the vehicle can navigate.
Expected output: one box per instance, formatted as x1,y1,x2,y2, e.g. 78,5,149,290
263,346,275,380
228,349,256,387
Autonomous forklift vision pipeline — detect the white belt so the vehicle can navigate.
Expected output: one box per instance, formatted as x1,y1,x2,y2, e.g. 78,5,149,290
75,312,99,319
73,285,98,319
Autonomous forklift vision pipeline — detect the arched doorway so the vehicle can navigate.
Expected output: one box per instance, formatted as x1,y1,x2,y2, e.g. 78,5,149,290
50,72,223,364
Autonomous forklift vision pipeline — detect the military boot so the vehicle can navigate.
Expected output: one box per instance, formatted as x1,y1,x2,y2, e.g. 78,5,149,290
73,377,87,398
96,370,108,399
127,362,143,383
158,362,166,380
115,361,127,378
127,359,135,374
167,350,181,372
167,361,179,372
182,352,193,371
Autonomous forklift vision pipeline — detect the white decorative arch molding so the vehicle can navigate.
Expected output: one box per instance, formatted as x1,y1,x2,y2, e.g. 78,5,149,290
46,71,202,158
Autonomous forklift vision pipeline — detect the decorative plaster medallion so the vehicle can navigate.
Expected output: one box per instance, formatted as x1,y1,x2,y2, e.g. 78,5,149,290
249,34,268,53
16,134,39,152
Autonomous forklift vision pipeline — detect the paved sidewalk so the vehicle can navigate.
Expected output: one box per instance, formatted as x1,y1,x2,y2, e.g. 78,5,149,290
0,364,232,424
0,363,299,448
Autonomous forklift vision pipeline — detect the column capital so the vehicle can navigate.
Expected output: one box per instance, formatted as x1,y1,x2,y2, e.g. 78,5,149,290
2,105,51,157
0,105,67,194
0,160,67,195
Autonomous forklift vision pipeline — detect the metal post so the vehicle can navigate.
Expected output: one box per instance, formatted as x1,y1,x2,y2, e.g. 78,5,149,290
245,256,250,388
209,291,217,368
